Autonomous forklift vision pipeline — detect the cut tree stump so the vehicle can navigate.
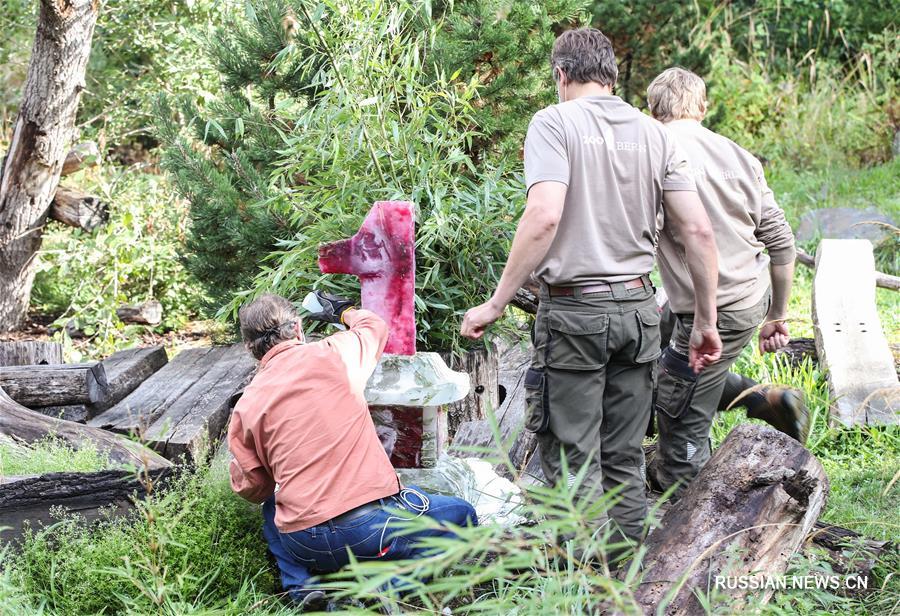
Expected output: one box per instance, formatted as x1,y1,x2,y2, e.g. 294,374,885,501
450,339,536,478
49,184,108,231
31,346,169,421
0,362,109,407
0,386,171,471
0,340,63,366
0,468,171,546
440,343,499,438
634,424,828,615
116,300,163,326
89,345,256,462
812,239,899,426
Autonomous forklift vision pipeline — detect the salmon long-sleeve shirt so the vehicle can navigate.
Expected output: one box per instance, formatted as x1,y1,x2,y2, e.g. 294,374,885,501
227,309,400,533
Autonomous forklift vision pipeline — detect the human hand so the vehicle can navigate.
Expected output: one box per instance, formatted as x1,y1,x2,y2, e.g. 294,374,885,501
689,325,722,373
460,300,505,340
758,319,789,353
304,290,355,324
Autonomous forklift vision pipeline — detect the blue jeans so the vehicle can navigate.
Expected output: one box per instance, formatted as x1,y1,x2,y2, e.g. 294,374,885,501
262,486,477,600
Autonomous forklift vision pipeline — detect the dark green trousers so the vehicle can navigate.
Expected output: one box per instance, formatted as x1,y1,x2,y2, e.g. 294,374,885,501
527,283,660,544
653,291,771,498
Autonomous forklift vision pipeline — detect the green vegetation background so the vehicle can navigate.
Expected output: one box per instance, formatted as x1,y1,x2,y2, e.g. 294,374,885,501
0,0,897,614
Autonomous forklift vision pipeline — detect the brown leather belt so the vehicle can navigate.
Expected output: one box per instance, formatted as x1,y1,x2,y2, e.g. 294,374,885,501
546,275,649,297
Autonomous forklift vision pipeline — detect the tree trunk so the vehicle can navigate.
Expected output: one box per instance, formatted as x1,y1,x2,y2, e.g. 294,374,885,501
0,0,99,332
440,343,498,438
634,424,828,615
0,362,109,407
49,184,107,231
0,385,172,471
0,340,63,366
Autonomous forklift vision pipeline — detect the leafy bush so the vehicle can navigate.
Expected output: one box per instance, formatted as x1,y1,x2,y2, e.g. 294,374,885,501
31,167,204,356
2,458,278,615
159,0,538,352
0,438,111,476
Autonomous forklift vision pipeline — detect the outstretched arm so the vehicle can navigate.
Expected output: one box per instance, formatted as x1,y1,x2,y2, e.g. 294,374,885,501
460,181,566,340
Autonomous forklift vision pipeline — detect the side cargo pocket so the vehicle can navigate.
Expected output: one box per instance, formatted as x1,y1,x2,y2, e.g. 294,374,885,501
524,367,550,434
655,347,698,420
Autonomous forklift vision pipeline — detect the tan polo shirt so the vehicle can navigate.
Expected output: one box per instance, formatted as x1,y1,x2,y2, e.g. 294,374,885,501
228,309,400,533
524,95,696,286
658,120,796,313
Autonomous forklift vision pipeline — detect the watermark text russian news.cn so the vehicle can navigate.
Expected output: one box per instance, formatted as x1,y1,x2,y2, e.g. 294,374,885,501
714,574,869,591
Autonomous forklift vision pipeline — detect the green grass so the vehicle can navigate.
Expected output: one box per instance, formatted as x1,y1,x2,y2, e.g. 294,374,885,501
0,438,112,476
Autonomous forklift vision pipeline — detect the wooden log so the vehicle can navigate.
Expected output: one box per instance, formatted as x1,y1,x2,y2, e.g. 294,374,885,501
450,340,537,478
634,424,828,615
90,345,256,462
88,347,223,433
0,468,170,546
89,346,168,415
49,184,108,231
0,362,109,407
32,404,89,423
440,343,499,438
797,248,899,292
116,300,163,326
60,141,100,176
0,386,171,471
0,340,63,366
812,240,899,426
34,347,169,421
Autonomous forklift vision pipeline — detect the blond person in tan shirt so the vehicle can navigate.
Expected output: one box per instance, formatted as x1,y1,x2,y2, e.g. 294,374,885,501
229,293,477,609
647,68,800,497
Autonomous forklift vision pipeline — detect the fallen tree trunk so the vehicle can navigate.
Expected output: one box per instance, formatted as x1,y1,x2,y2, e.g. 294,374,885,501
60,140,100,176
49,184,108,231
634,424,828,615
797,248,899,292
0,341,63,366
0,468,171,546
116,300,163,326
0,362,109,407
0,386,171,471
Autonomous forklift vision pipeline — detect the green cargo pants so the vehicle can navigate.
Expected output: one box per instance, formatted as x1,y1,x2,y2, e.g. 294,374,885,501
527,282,660,544
653,290,771,498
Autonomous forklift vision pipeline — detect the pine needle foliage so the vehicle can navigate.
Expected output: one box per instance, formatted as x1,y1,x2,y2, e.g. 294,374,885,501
156,0,588,351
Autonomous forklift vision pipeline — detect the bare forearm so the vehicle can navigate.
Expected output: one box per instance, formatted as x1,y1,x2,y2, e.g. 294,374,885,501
767,261,794,320
490,205,560,309
683,232,718,326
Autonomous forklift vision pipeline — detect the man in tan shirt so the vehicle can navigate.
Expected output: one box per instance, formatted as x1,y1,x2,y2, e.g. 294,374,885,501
229,292,477,609
461,28,722,557
647,67,801,497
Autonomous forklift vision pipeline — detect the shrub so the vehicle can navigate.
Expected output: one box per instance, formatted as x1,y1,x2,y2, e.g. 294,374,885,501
31,167,204,357
2,458,277,615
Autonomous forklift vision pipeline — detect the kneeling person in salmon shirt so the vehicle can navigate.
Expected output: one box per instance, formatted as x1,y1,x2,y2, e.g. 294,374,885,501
228,292,477,609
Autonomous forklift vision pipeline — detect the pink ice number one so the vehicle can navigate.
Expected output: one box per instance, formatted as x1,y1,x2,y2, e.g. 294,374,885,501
317,201,416,355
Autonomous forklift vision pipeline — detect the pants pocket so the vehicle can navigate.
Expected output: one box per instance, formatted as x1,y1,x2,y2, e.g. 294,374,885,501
524,366,550,434
635,304,662,363
655,348,697,420
547,311,609,370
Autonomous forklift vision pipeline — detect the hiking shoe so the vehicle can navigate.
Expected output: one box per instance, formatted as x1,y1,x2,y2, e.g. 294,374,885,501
749,387,810,445
294,590,328,612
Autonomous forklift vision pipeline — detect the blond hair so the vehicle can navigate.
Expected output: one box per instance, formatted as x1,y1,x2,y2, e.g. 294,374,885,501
647,67,708,123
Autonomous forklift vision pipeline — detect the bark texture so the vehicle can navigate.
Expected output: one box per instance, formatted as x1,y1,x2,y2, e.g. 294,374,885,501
0,0,99,331
0,385,172,470
49,184,107,231
0,362,108,406
0,340,63,366
116,300,163,325
634,424,828,615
